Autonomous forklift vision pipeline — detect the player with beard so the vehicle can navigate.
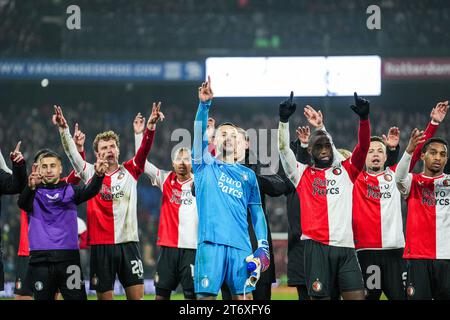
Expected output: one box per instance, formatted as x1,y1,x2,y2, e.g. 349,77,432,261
193,77,269,300
220,127,288,300
54,103,163,300
17,150,107,300
133,113,197,300
278,91,370,300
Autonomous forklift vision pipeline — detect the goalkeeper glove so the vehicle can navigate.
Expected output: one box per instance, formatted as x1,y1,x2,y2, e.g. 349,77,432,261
350,92,370,120
279,91,297,123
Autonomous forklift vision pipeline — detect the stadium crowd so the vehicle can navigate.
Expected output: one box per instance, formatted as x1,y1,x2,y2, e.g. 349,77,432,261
1,0,449,58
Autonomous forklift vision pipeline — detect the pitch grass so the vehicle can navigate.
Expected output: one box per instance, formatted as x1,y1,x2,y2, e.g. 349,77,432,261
1,287,388,300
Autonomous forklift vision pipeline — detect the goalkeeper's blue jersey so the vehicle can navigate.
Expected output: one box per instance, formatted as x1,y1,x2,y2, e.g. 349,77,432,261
193,156,262,252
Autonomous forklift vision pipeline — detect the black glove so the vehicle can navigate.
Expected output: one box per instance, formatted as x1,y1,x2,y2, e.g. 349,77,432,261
350,92,370,120
279,91,297,123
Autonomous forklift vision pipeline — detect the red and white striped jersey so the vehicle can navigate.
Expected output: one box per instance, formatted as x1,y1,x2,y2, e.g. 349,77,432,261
297,160,361,248
353,165,405,250
278,120,370,248
403,173,450,259
152,170,197,249
83,160,142,245
135,132,198,249
61,127,155,245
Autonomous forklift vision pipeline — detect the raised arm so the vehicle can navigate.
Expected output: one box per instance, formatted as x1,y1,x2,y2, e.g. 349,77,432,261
0,142,27,195
383,127,401,168
133,103,161,171
133,113,160,184
395,129,425,198
0,147,12,174
53,105,89,180
349,92,371,171
17,164,42,213
278,92,306,187
410,101,448,171
193,76,214,169
294,126,312,165
73,158,107,205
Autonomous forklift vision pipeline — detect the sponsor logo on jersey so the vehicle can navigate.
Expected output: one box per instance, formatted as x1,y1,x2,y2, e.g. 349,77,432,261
312,178,339,196
46,193,60,200
367,183,392,199
217,172,243,199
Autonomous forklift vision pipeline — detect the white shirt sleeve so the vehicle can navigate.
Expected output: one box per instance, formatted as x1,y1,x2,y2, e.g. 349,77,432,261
278,121,307,187
0,148,12,174
395,152,413,198
60,127,93,182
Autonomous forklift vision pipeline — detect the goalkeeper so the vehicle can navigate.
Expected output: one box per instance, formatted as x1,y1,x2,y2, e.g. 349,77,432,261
192,76,270,300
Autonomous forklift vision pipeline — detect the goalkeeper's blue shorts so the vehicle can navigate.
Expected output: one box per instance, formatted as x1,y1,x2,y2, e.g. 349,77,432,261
194,241,254,296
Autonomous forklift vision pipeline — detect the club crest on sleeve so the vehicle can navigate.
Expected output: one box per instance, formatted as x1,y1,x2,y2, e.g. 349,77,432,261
312,279,323,292
201,276,209,288
91,275,98,286
406,285,415,297
34,281,44,291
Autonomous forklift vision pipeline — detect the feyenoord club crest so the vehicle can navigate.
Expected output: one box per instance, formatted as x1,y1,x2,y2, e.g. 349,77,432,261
384,173,393,182
312,280,322,292
201,276,209,288
118,171,125,180
443,179,450,187
91,275,99,286
332,168,342,176
15,280,22,290
35,281,44,291
406,286,415,297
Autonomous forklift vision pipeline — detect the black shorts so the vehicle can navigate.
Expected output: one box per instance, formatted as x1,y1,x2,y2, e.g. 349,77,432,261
14,255,33,296
304,240,364,298
357,249,407,300
155,246,195,298
406,259,450,300
287,237,306,286
28,258,87,300
90,242,144,293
